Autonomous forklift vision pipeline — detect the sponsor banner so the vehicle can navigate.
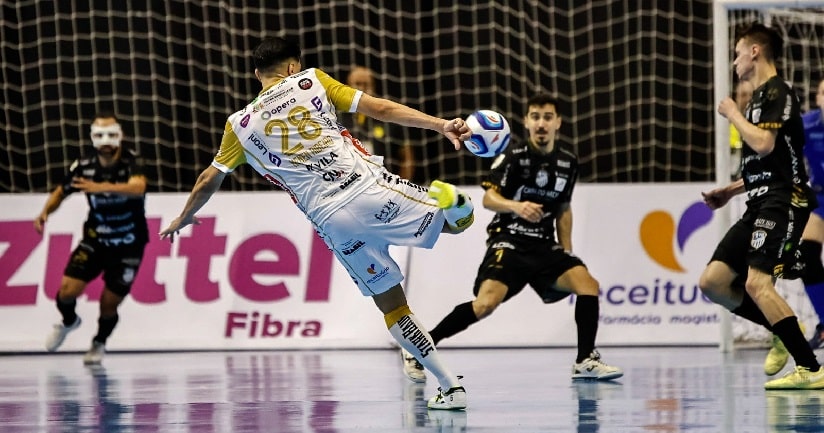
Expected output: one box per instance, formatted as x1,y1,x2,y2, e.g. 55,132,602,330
1,184,722,351
409,183,723,347
0,193,404,351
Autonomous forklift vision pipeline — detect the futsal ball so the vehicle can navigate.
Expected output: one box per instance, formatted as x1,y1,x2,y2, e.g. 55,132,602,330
463,110,511,158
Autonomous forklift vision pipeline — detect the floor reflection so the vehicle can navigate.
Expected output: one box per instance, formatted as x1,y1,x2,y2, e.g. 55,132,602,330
0,348,821,432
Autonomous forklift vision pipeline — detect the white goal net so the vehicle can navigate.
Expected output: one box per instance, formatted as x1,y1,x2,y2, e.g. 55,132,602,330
2,1,717,193
718,3,824,347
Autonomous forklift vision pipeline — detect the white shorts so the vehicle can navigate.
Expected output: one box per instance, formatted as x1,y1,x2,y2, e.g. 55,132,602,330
317,177,445,296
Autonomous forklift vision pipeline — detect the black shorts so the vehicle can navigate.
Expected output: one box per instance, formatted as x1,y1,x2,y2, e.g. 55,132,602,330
710,204,808,281
473,234,586,304
64,239,147,297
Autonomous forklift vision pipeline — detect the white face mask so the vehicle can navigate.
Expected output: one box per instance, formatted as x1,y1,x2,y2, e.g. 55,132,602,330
90,124,123,149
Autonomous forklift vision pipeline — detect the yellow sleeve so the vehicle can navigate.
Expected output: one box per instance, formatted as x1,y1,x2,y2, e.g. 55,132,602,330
729,125,741,150
316,69,359,112
213,121,246,172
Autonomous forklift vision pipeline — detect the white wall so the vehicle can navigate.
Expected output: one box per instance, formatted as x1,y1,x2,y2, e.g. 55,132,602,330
0,184,722,351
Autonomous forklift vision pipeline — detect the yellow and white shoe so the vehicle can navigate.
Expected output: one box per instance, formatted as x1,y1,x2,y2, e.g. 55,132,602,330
764,323,805,376
764,366,824,390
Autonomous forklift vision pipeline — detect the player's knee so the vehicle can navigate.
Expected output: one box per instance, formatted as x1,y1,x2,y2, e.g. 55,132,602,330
472,298,499,319
698,268,725,297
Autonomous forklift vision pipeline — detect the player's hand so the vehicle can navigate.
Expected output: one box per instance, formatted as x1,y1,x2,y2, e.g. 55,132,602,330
513,201,544,223
442,118,472,150
717,97,738,120
34,213,47,234
71,177,104,193
159,215,202,243
701,189,730,210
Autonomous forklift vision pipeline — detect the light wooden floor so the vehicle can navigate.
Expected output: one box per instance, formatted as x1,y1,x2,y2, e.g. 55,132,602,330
0,347,822,432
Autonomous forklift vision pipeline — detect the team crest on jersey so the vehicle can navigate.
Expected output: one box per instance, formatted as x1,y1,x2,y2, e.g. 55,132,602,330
751,230,767,249
535,169,548,187
299,78,313,90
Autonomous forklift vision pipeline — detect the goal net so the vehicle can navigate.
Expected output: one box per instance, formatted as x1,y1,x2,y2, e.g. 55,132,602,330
718,3,824,347
2,1,716,193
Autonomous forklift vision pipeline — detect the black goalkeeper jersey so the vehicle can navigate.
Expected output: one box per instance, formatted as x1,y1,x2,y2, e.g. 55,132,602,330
481,141,578,243
741,75,815,210
60,150,149,247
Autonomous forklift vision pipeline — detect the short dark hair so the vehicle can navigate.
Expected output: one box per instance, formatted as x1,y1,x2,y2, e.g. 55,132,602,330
253,37,301,73
737,23,783,63
525,93,559,114
94,110,118,122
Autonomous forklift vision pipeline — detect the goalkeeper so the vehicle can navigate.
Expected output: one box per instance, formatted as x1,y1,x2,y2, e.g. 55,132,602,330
35,112,149,366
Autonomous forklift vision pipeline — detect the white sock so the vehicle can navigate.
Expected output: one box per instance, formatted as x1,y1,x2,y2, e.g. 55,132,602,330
385,305,461,390
443,190,474,231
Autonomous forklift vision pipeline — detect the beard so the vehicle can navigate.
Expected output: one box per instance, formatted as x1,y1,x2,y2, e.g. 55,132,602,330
96,145,118,158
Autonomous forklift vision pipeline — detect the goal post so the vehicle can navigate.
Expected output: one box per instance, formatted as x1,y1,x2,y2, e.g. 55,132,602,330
713,0,824,352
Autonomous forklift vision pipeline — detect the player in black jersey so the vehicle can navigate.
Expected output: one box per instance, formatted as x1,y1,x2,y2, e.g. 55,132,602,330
699,23,823,389
426,94,623,381
34,112,148,365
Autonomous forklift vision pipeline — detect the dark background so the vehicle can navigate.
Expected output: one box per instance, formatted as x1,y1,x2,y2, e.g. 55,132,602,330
2,1,818,193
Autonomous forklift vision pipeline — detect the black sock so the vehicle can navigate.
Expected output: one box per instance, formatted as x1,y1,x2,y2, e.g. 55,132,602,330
56,294,78,326
575,295,599,363
731,293,773,331
94,314,119,345
773,316,820,372
429,302,478,346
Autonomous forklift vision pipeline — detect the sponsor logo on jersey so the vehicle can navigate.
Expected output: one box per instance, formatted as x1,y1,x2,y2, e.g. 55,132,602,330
490,241,516,250
366,264,390,284
299,78,313,90
240,114,251,128
339,172,361,190
374,200,400,223
341,240,365,255
311,96,323,111
554,176,567,191
557,160,570,168
414,212,434,237
248,133,282,167
754,218,776,230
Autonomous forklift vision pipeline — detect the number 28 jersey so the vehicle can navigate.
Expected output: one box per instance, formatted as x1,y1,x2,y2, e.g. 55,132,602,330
212,68,381,225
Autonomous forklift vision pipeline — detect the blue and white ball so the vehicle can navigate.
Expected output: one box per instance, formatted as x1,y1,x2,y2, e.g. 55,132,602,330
463,110,511,158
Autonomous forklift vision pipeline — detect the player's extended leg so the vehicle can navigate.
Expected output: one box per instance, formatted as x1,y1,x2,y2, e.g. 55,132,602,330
556,266,622,380
428,279,507,345
45,276,86,352
744,268,824,389
427,180,474,234
83,287,125,365
698,260,794,374
373,284,466,410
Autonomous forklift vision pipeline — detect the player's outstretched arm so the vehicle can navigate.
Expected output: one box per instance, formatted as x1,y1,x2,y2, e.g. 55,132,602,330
356,94,470,150
160,165,227,242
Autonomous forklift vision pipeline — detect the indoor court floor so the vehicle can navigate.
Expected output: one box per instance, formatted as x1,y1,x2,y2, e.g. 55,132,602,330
0,346,821,433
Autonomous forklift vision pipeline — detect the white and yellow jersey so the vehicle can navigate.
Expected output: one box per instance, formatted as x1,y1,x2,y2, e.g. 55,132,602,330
212,68,383,225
